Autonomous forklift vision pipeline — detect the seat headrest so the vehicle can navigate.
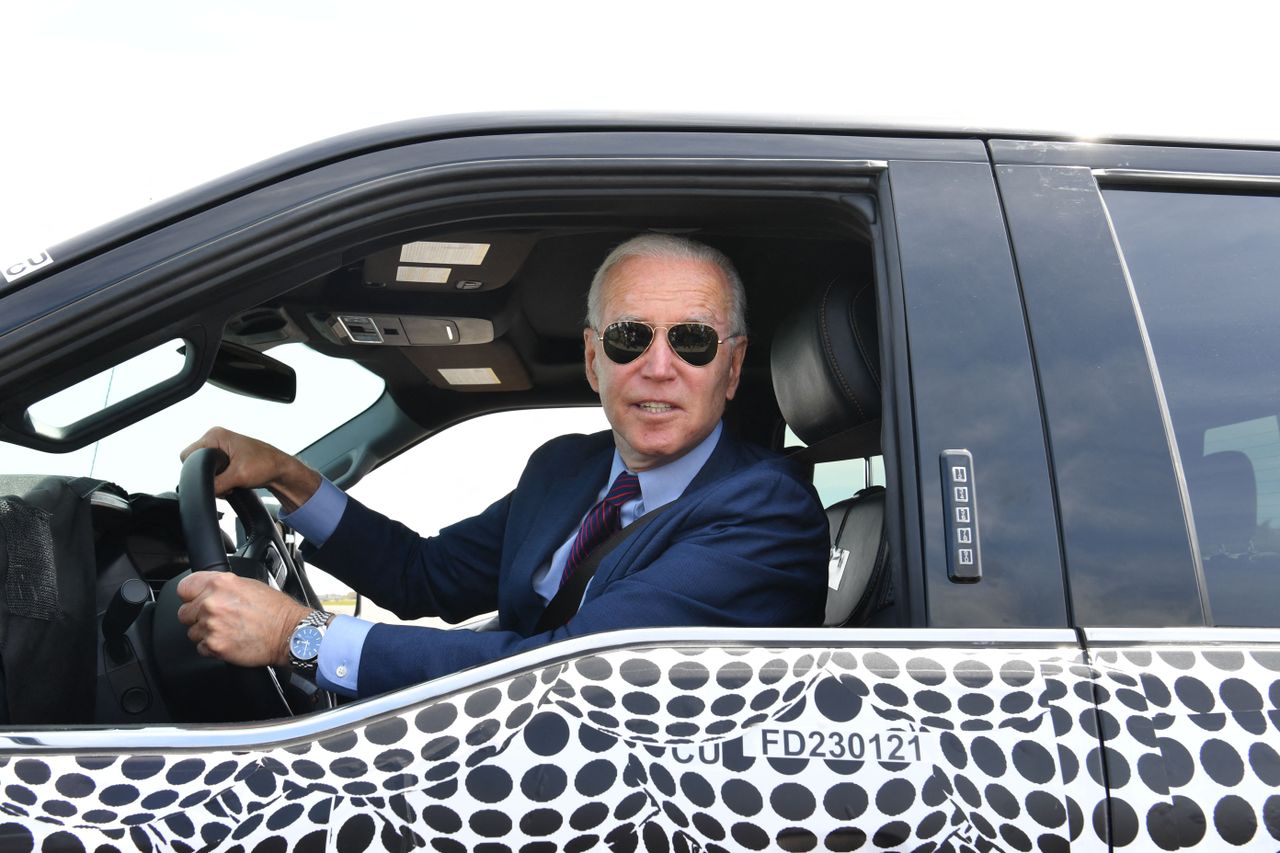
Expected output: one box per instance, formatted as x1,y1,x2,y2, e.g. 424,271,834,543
771,273,881,450
1189,450,1258,555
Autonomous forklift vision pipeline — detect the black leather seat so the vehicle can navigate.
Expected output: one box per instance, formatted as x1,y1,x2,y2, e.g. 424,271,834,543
771,273,891,626
822,485,891,626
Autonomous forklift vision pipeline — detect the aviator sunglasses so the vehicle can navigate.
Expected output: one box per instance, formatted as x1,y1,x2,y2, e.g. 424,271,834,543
595,321,737,367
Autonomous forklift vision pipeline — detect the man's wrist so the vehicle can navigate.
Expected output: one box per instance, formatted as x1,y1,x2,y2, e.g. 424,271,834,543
268,461,322,514
277,601,317,667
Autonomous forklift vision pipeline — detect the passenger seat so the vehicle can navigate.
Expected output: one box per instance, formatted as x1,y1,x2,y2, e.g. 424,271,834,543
772,273,893,626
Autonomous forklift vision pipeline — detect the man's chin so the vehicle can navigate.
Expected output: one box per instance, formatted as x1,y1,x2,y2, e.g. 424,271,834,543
615,428,705,471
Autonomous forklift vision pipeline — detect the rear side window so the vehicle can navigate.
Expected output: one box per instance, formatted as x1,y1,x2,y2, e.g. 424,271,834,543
1104,188,1280,626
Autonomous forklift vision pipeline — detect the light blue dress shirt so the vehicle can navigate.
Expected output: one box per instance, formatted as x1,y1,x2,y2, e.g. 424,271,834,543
282,422,723,695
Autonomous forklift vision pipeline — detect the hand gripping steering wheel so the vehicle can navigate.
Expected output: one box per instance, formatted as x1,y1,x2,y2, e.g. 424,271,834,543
152,447,333,721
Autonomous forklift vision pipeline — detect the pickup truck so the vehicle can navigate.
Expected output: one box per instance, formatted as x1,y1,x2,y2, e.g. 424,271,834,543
0,116,1276,851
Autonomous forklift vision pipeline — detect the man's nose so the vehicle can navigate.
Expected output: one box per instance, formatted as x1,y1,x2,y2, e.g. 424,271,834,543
638,329,679,378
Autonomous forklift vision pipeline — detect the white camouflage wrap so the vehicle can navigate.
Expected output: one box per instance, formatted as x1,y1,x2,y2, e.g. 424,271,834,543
0,635,1276,851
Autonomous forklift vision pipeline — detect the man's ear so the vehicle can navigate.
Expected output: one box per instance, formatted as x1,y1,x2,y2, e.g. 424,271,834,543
724,337,748,401
583,327,601,393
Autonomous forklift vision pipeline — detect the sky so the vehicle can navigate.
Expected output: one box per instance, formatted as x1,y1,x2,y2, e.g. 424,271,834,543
2,0,1279,262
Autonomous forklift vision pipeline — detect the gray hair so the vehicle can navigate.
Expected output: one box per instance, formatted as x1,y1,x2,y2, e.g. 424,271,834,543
586,234,748,337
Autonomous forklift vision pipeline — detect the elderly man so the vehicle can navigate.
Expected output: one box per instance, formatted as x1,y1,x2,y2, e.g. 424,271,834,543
177,235,828,697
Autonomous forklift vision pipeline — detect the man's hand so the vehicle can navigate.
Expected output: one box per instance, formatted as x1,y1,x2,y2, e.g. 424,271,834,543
181,426,321,512
176,571,312,668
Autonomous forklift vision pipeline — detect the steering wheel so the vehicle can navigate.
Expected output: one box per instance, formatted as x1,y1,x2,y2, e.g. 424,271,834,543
152,447,332,721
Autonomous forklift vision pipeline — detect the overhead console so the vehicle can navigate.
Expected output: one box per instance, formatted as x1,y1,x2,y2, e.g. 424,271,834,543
314,234,520,347
288,232,541,392
327,313,494,347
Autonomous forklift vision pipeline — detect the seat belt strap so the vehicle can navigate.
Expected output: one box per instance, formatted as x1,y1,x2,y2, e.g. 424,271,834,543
535,502,672,633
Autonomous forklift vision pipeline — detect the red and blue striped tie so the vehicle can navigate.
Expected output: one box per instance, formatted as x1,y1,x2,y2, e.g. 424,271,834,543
559,470,642,588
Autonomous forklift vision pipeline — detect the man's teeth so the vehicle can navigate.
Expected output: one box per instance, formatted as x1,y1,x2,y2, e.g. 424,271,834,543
639,402,672,412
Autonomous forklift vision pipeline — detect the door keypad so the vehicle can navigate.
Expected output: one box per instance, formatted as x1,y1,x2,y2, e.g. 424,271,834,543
941,450,981,581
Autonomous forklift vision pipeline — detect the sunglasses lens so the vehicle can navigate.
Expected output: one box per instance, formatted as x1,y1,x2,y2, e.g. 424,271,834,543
668,323,719,366
600,322,722,366
601,322,653,364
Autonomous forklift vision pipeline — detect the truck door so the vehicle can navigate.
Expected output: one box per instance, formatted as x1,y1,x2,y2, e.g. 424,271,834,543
995,139,1280,850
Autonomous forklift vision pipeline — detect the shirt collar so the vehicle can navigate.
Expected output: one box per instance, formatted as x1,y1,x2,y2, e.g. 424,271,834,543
608,421,723,512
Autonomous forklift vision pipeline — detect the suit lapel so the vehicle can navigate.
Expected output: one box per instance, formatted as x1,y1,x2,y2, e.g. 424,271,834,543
506,434,615,634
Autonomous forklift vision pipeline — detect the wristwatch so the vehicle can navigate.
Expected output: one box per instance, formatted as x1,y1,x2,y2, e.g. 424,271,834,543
287,610,334,672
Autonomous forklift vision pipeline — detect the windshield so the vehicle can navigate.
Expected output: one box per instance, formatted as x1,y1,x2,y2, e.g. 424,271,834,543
0,343,384,495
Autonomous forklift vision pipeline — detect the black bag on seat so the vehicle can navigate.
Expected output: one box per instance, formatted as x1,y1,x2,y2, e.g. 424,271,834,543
0,477,99,724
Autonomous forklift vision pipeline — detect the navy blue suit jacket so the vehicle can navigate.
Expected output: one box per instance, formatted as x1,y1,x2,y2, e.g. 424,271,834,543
308,429,829,696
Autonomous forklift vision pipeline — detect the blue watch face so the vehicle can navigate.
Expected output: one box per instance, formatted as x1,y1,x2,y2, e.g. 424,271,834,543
290,625,324,660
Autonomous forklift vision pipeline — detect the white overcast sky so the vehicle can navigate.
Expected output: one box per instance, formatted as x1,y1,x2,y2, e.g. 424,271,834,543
2,0,1278,262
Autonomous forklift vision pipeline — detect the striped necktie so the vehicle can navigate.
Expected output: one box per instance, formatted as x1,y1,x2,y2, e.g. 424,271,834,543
559,470,642,588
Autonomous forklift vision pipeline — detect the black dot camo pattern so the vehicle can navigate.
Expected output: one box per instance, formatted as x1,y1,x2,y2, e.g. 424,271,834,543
0,642,1276,851
1082,645,1280,851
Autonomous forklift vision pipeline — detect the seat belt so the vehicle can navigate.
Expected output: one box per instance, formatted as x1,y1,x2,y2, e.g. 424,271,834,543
535,502,672,633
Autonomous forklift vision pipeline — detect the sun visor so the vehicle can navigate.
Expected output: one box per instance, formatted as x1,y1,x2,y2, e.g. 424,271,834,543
362,234,534,293
401,341,532,392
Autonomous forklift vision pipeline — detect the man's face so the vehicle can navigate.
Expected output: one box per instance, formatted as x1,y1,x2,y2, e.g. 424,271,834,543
584,254,747,471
